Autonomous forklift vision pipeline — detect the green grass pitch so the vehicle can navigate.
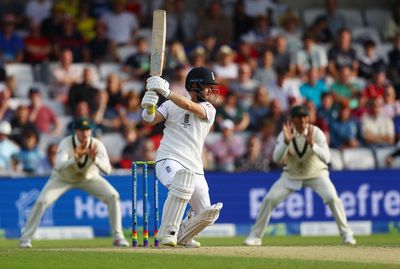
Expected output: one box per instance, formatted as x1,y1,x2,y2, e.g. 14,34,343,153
1,234,399,269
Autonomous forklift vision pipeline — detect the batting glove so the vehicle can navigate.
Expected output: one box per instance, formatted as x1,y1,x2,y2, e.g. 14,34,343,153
141,90,159,109
146,76,171,99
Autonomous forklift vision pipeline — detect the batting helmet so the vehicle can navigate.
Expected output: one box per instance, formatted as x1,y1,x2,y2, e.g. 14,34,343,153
185,67,218,92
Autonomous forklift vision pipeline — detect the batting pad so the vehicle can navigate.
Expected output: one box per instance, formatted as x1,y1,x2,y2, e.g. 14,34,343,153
177,202,223,244
157,169,195,241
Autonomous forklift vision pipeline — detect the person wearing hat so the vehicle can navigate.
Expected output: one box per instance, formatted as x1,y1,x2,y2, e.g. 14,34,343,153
20,117,129,248
141,67,223,248
0,120,19,173
244,105,356,246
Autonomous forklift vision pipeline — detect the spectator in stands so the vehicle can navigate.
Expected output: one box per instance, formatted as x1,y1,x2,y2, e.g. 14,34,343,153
328,28,358,78
166,0,198,45
273,35,295,76
0,14,24,63
236,134,270,172
257,118,277,169
0,1,24,24
197,1,233,45
196,33,219,64
384,2,400,42
188,46,207,68
278,10,302,54
13,130,45,174
329,102,360,149
96,73,123,133
10,104,39,147
234,39,259,70
309,16,333,44
387,33,400,97
228,62,259,109
232,0,254,42
25,0,52,25
169,64,188,95
123,36,150,80
57,0,80,18
0,83,14,122
317,92,337,124
381,85,400,119
216,91,250,132
89,0,112,18
361,98,395,147
119,125,143,168
248,14,275,50
101,0,139,46
24,21,51,65
305,99,330,143
266,68,302,111
28,88,61,136
51,48,82,103
358,40,385,80
0,120,19,173
53,15,85,62
318,0,346,36
212,45,239,85
68,67,101,114
329,65,362,109
83,20,117,64
209,119,245,172
67,100,101,137
385,144,400,168
41,4,65,44
363,63,391,99
37,142,57,175
350,90,369,120
75,1,96,42
253,49,276,88
248,86,269,131
294,32,328,77
266,98,286,135
300,68,328,108
119,90,142,127
165,41,188,78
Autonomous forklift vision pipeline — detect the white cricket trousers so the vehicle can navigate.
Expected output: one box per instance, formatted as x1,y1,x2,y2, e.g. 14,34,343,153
20,175,124,240
155,159,211,214
250,175,353,238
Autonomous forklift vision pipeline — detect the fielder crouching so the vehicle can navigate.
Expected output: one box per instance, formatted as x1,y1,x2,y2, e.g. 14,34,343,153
244,105,356,246
20,118,129,248
141,67,223,248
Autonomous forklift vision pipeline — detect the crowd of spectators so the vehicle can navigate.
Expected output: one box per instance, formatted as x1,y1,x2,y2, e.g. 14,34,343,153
1,0,400,175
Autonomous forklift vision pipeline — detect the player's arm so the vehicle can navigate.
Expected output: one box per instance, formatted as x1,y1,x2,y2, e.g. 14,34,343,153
308,126,330,164
54,139,76,171
89,141,112,174
272,132,290,164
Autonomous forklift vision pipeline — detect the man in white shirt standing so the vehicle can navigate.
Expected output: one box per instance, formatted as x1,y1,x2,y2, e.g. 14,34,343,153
141,67,223,248
20,117,129,248
244,105,356,246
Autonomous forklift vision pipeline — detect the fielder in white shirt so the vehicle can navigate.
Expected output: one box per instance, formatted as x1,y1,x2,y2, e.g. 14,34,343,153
244,105,356,246
20,118,129,248
141,67,223,248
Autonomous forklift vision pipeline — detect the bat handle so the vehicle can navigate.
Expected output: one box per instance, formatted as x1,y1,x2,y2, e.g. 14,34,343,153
148,105,156,114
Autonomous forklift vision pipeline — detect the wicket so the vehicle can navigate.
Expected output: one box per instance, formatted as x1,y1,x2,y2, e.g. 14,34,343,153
132,161,160,248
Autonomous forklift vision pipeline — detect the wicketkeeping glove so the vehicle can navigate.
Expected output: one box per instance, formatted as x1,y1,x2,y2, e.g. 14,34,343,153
146,76,171,99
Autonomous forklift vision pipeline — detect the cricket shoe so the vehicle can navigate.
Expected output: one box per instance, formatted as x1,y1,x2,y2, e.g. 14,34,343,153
243,235,262,246
342,235,356,246
20,239,32,248
178,239,201,248
113,238,129,247
160,235,177,247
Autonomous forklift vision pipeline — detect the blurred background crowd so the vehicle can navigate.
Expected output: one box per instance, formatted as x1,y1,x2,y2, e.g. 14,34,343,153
1,0,400,175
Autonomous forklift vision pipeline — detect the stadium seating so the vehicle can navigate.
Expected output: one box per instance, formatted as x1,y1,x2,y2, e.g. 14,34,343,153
364,9,391,36
342,147,376,170
329,148,344,170
101,132,126,161
338,9,364,28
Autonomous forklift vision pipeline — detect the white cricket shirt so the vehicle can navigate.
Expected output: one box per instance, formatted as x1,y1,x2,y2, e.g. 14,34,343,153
156,99,216,174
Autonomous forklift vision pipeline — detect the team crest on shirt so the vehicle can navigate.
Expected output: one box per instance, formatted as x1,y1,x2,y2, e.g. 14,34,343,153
181,113,191,128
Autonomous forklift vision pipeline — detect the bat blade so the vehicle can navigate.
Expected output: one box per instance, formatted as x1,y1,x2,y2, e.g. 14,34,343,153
150,10,166,77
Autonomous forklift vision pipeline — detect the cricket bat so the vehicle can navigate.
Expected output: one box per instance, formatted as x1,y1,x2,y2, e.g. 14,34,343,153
148,9,166,114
